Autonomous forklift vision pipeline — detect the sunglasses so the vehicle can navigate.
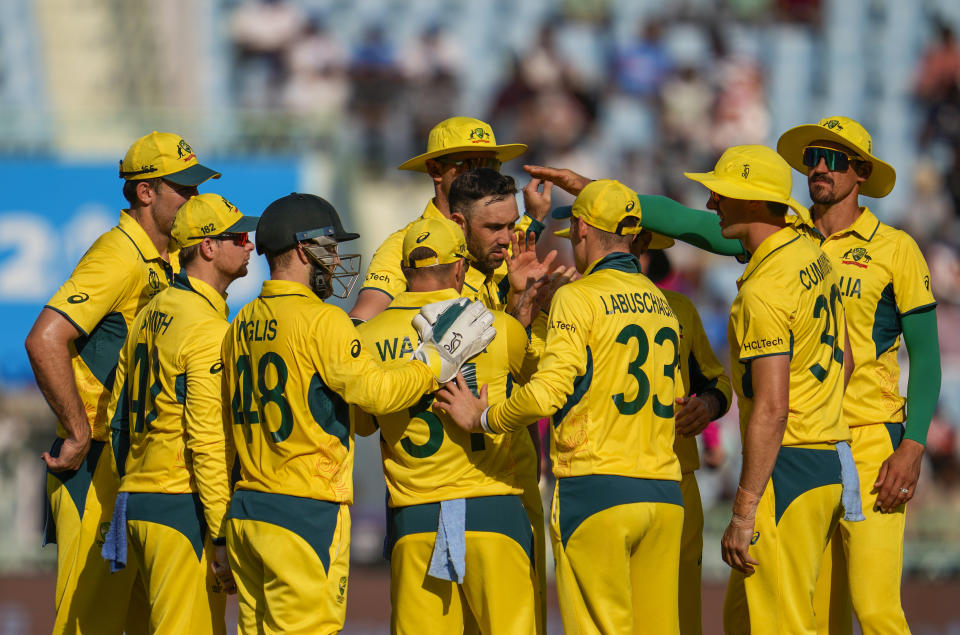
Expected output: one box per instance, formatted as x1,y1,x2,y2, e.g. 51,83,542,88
434,156,502,171
803,146,860,172
189,232,249,246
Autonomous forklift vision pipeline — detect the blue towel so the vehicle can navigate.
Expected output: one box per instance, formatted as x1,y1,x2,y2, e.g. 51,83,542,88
837,441,865,522
101,492,129,572
428,499,466,583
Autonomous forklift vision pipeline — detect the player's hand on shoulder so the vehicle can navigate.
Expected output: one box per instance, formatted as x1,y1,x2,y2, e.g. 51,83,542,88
434,373,488,433
411,299,497,383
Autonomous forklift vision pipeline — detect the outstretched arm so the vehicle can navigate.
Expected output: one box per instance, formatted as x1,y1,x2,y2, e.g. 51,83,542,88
522,165,745,257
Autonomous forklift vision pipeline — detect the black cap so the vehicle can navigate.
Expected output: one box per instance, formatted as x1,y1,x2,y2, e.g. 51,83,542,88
255,193,360,255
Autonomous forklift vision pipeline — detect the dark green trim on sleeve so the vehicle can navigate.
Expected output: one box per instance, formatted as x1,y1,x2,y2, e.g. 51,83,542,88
524,216,545,238
357,286,394,300
900,302,937,318
901,309,941,445
44,305,90,338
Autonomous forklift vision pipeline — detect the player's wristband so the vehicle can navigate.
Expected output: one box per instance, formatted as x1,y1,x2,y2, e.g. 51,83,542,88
480,407,493,434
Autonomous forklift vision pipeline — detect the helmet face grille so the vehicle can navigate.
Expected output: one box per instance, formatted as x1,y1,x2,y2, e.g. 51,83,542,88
302,241,362,299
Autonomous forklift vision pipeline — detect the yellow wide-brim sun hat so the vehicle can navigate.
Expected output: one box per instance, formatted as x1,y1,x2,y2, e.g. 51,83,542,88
397,116,527,172
684,145,812,224
776,116,896,198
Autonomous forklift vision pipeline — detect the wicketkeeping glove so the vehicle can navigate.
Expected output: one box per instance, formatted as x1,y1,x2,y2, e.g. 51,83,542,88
411,298,496,383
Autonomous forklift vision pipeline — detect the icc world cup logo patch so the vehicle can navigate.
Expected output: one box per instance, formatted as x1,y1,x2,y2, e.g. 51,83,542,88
148,269,161,292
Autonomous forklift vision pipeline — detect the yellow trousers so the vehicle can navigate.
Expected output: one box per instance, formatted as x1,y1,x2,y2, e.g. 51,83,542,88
679,471,704,635
551,475,684,635
386,495,537,635
227,490,350,635
724,446,843,635
123,492,226,634
44,439,148,635
814,423,910,634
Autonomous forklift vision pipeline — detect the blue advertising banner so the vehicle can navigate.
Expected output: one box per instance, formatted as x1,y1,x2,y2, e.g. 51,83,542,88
0,158,300,386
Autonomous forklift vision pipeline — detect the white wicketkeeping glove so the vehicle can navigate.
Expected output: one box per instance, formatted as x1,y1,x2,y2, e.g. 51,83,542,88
411,298,496,383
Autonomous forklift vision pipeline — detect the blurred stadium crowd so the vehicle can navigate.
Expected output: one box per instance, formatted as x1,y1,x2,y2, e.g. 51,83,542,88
1,0,959,583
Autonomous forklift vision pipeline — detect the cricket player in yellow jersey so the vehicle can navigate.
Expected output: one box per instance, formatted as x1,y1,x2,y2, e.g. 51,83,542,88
102,193,257,633
446,168,561,632
777,117,940,635
630,230,733,635
355,216,540,634
438,179,687,635
679,145,858,634
222,193,495,634
349,116,553,322
25,132,220,634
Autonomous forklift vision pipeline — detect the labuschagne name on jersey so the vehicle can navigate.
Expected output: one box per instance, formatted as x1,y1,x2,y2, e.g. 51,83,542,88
600,291,675,318
798,252,833,291
141,309,173,335
235,319,278,342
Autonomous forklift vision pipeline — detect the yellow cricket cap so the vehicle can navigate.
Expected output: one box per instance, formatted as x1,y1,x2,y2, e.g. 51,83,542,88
776,116,896,198
171,193,259,249
119,131,221,185
402,217,468,268
397,116,527,172
684,145,811,223
552,179,644,238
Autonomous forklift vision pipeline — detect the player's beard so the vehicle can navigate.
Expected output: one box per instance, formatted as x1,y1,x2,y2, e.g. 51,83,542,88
809,175,839,205
466,235,505,275
309,264,333,299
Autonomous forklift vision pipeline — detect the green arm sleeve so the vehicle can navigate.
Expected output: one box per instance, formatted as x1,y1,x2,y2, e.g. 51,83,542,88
637,195,746,257
901,308,941,445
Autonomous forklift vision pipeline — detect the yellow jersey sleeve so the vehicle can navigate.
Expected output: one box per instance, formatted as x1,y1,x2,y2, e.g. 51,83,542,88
307,306,437,416
46,243,131,336
892,232,936,316
487,282,592,433
181,319,234,541
731,288,793,361
361,227,407,299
